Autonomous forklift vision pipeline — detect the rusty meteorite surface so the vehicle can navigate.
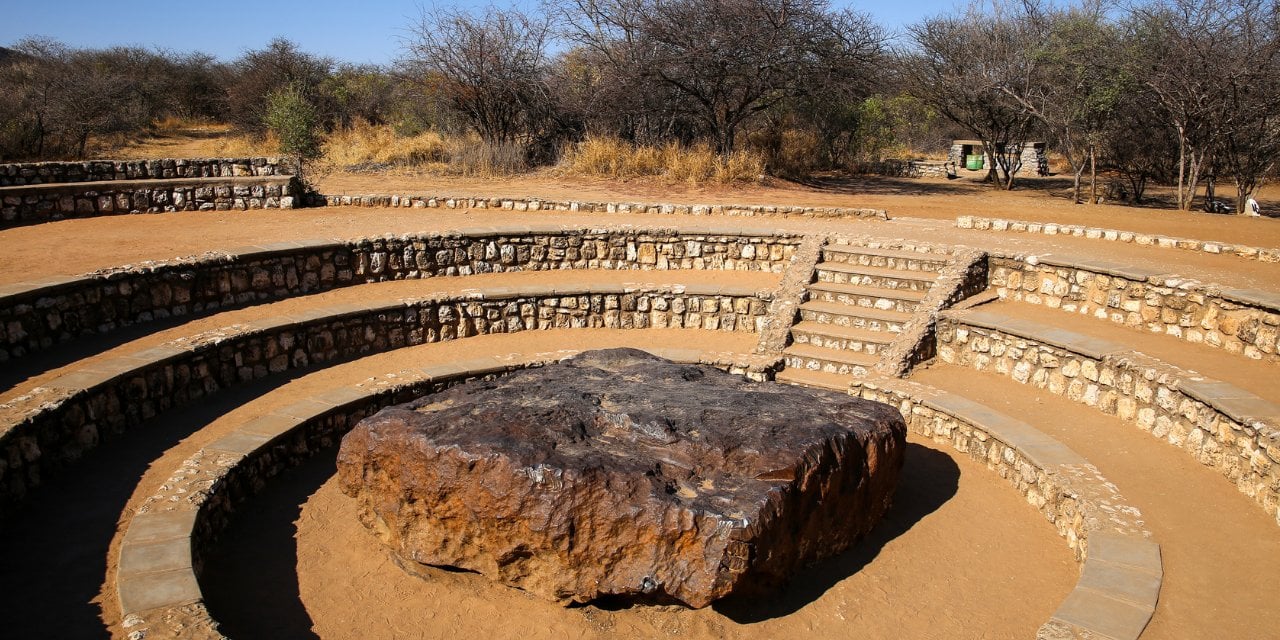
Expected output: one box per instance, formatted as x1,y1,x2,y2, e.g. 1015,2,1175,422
336,349,907,608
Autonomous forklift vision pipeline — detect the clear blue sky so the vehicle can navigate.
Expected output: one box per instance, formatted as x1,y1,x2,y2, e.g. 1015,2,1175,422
2,0,964,65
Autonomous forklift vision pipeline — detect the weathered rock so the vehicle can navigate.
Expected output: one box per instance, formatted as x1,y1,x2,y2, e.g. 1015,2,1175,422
336,348,906,608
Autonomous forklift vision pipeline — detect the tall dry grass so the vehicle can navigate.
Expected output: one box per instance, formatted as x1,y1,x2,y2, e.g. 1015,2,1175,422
316,120,525,176
212,131,281,157
557,136,764,185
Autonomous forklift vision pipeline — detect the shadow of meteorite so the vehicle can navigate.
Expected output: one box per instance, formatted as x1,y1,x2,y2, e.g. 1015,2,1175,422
199,450,331,640
712,442,960,623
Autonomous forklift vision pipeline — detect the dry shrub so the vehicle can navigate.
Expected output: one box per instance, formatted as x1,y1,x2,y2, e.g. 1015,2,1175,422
764,129,824,179
316,121,524,176
559,136,763,185
319,120,448,168
442,136,528,176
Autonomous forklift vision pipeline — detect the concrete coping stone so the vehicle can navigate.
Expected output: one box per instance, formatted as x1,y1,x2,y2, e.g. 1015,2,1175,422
117,567,202,616
324,192,889,222
118,537,194,578
944,308,1125,360
0,175,295,195
956,215,1280,265
123,510,199,546
1219,287,1280,311
1039,253,1166,283
920,391,1085,469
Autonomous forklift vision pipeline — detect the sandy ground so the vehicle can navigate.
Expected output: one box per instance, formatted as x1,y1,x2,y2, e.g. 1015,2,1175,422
1,156,1277,639
910,364,1280,640
319,170,1280,246
1,204,1277,293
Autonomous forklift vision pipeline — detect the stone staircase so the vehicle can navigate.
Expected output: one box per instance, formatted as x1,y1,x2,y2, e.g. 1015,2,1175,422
776,243,948,390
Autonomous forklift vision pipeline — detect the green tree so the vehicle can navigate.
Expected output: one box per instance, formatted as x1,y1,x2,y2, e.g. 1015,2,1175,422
264,85,321,170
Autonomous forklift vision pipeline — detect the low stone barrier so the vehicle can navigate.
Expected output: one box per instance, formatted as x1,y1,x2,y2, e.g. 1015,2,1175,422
850,376,1160,640
0,176,298,226
0,227,803,363
317,192,890,220
0,158,295,186
958,215,1280,263
0,284,772,511
116,347,773,639
988,253,1280,363
938,308,1280,525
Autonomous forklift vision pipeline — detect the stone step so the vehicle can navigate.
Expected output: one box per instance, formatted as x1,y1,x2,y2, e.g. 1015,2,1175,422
814,261,938,291
805,281,927,313
775,367,853,393
782,343,878,376
789,321,894,355
821,244,949,272
798,300,913,333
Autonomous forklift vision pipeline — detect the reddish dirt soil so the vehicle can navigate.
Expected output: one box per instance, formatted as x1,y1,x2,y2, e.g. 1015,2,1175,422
320,170,1280,246
910,363,1280,640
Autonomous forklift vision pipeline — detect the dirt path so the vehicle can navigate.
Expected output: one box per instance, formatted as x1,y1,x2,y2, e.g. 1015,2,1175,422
1,206,1276,292
909,364,1280,640
319,171,1280,246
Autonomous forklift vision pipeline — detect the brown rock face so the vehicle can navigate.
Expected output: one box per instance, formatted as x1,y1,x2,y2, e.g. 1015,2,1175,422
336,349,906,608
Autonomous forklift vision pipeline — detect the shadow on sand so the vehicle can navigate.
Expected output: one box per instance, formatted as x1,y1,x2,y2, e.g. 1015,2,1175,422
197,441,958,636
200,451,329,640
713,442,960,623
0,373,306,639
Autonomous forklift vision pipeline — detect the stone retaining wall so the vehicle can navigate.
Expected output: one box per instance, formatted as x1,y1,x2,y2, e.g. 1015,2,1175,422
937,311,1280,525
959,216,1280,263
1,177,298,226
317,192,889,220
867,159,953,179
0,158,295,186
0,285,772,510
0,228,802,362
988,254,1280,363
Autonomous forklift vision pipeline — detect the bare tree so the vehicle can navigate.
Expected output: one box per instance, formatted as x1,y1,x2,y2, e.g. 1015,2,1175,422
902,4,1042,189
1127,0,1278,210
557,0,883,155
403,6,556,147
1005,2,1127,203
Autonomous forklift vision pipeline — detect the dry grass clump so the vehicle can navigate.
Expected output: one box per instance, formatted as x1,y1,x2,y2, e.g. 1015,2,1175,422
319,120,448,168
212,131,281,157
316,121,525,176
558,136,764,185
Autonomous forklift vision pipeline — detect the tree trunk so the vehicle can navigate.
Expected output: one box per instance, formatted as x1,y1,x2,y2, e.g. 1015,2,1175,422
1089,145,1097,204
1175,127,1187,209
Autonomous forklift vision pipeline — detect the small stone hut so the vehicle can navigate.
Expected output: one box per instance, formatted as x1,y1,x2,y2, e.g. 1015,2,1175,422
948,140,1049,176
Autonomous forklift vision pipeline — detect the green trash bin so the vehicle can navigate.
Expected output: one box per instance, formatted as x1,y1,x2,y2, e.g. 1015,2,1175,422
965,154,984,171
